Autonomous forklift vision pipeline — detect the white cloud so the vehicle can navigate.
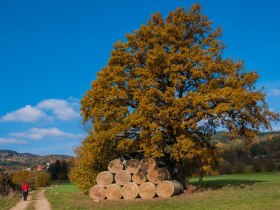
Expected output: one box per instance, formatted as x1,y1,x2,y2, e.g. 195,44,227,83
267,88,280,96
0,98,80,123
37,99,79,120
0,105,48,123
10,127,83,140
0,137,27,144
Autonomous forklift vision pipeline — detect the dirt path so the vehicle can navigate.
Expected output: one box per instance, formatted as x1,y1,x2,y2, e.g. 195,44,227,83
9,191,33,210
34,189,51,210
9,189,51,210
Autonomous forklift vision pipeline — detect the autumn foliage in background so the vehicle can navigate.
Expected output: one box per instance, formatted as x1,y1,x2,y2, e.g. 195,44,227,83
0,173,15,196
11,170,33,189
34,172,51,188
69,3,279,192
11,170,51,190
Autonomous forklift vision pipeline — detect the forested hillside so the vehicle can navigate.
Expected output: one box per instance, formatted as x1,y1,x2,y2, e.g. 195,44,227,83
212,131,280,173
0,150,72,173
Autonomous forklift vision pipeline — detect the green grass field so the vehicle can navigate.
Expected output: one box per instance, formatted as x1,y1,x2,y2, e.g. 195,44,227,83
46,173,280,210
0,193,21,210
45,172,280,210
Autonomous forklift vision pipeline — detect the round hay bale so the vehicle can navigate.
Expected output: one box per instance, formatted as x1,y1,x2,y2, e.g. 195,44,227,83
122,182,139,199
89,185,105,201
105,184,122,200
96,171,114,187
140,157,157,174
132,171,147,184
108,159,124,173
115,170,131,186
125,159,141,174
156,180,183,198
138,182,156,199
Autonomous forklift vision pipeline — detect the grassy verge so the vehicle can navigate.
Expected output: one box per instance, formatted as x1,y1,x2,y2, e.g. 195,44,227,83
189,172,280,187
0,192,21,210
46,172,280,210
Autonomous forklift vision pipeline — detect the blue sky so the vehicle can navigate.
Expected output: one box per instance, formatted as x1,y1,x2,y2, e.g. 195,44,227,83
0,0,280,155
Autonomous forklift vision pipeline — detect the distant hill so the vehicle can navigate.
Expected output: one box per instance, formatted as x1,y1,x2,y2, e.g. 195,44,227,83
0,150,38,158
2,131,279,173
211,131,280,143
0,150,73,173
0,149,72,159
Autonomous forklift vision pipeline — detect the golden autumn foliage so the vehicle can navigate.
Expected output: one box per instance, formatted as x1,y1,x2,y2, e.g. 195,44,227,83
69,134,118,192
34,172,51,188
12,170,33,188
70,3,279,191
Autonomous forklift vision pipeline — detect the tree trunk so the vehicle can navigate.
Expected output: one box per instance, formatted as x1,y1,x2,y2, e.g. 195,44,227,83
138,182,156,199
105,184,122,200
146,167,171,184
96,171,114,187
173,160,187,189
132,171,147,184
122,182,139,199
156,180,183,198
89,185,106,201
115,170,131,186
108,159,124,173
140,157,157,174
125,159,141,174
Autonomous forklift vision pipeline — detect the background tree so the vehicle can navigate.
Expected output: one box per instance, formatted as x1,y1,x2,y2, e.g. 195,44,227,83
12,170,33,189
71,3,278,191
0,172,15,196
34,172,51,188
47,159,69,181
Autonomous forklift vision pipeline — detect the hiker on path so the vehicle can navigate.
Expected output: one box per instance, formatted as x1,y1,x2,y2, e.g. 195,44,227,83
22,183,29,201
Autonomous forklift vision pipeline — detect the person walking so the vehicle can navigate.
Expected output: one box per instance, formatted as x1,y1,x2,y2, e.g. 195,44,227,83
22,183,29,201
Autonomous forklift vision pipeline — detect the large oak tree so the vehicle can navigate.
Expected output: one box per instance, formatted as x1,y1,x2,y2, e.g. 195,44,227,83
70,3,278,191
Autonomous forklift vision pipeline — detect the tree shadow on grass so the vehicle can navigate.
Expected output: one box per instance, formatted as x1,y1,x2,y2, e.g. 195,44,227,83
190,179,263,190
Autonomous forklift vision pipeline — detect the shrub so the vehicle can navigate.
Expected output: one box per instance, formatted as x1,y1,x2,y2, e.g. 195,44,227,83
34,172,51,188
47,160,69,180
264,160,275,172
12,170,34,189
234,162,245,173
252,159,262,172
218,160,232,174
277,164,280,172
0,172,14,196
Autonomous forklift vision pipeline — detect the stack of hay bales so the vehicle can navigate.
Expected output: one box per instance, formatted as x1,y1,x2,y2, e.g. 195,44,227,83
89,158,183,201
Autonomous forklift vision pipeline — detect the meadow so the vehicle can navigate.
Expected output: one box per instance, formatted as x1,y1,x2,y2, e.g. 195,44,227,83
45,172,280,210
0,193,20,210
